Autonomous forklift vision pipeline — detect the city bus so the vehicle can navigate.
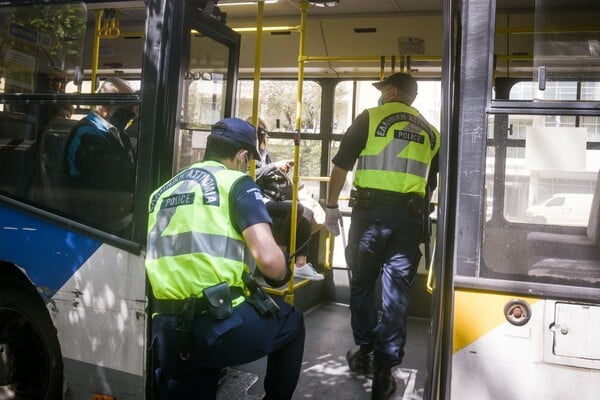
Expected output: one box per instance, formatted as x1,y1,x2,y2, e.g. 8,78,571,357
0,0,599,399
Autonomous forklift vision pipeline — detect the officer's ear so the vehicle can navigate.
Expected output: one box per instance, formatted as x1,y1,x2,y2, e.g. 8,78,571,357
234,149,249,172
237,149,249,164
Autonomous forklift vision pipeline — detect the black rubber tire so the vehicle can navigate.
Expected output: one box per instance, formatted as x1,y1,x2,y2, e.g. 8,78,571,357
0,278,63,399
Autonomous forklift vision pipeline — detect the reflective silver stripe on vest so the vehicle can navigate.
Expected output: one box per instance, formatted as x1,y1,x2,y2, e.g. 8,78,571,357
146,230,244,261
359,129,430,178
358,154,428,177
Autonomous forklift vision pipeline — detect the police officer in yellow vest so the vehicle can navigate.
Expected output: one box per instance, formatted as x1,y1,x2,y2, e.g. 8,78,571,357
324,73,440,400
146,118,305,399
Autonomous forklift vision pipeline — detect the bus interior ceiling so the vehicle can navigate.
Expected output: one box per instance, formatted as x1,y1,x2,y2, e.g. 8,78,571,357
86,1,600,81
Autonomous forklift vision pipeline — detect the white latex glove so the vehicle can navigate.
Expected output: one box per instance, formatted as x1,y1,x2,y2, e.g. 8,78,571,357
325,207,342,236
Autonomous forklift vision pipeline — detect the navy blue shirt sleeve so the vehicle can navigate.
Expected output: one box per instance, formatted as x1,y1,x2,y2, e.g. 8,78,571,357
427,153,439,194
229,175,272,234
331,109,370,171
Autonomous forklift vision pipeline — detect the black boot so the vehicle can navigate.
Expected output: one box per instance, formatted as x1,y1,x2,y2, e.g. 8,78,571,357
346,345,374,375
372,359,396,400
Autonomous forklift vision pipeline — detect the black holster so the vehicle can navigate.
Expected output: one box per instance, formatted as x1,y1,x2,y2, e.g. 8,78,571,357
175,295,197,360
242,272,280,316
164,283,236,360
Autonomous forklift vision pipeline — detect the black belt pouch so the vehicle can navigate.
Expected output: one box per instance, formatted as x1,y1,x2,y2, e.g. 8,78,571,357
203,282,233,320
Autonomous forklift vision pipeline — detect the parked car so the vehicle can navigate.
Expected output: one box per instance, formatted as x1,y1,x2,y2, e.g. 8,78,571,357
525,193,593,226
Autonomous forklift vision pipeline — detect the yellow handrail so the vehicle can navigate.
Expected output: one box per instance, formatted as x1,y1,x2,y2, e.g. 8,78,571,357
426,238,436,294
248,0,265,180
91,10,103,93
281,0,309,305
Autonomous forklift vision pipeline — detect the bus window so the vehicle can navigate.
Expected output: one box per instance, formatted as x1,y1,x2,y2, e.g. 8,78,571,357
482,111,599,286
174,26,239,173
232,79,323,195
235,79,322,134
487,112,597,226
0,4,86,95
509,81,578,101
332,80,379,133
0,2,143,238
0,3,87,200
333,79,442,134
495,0,600,100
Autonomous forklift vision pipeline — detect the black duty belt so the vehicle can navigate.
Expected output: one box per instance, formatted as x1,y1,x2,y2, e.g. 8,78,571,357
153,286,245,316
351,188,426,215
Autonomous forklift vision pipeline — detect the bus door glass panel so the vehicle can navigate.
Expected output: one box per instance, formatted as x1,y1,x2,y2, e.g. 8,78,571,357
482,112,599,287
494,1,600,100
532,0,600,95
175,30,231,172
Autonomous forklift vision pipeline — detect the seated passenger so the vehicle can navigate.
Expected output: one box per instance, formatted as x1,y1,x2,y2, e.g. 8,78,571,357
64,77,137,233
250,117,324,281
48,103,74,120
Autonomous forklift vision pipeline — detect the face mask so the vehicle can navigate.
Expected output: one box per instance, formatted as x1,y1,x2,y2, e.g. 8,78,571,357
110,108,136,131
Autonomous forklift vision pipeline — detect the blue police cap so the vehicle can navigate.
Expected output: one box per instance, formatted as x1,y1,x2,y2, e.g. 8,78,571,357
373,72,418,97
210,118,260,160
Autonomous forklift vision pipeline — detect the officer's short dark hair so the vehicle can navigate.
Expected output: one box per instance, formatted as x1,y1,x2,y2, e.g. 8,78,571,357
203,134,246,161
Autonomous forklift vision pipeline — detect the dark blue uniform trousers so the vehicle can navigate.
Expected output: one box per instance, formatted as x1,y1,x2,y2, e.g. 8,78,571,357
152,297,305,399
345,205,422,365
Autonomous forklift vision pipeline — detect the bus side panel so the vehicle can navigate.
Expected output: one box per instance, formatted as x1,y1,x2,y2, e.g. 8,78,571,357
0,205,148,399
451,290,600,400
52,245,147,399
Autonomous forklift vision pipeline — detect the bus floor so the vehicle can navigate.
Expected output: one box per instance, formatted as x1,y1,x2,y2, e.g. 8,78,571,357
217,302,430,400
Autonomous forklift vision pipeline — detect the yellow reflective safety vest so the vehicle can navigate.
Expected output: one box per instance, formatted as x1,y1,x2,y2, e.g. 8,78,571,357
145,160,249,306
354,102,440,197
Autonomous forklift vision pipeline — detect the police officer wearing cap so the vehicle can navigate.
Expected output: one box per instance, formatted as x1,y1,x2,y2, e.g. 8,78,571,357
146,118,305,399
325,73,440,399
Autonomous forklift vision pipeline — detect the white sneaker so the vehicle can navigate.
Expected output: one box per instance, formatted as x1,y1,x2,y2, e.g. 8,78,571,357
295,263,324,281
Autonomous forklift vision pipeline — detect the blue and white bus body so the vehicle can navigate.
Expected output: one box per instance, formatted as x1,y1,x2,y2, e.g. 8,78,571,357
0,202,147,399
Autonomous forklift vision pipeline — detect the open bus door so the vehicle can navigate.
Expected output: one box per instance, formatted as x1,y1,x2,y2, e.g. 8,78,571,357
430,1,600,399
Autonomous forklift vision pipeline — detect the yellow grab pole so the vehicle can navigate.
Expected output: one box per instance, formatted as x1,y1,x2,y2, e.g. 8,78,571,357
248,0,265,180
283,0,309,305
426,238,436,294
233,25,301,33
302,55,440,63
91,10,103,92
